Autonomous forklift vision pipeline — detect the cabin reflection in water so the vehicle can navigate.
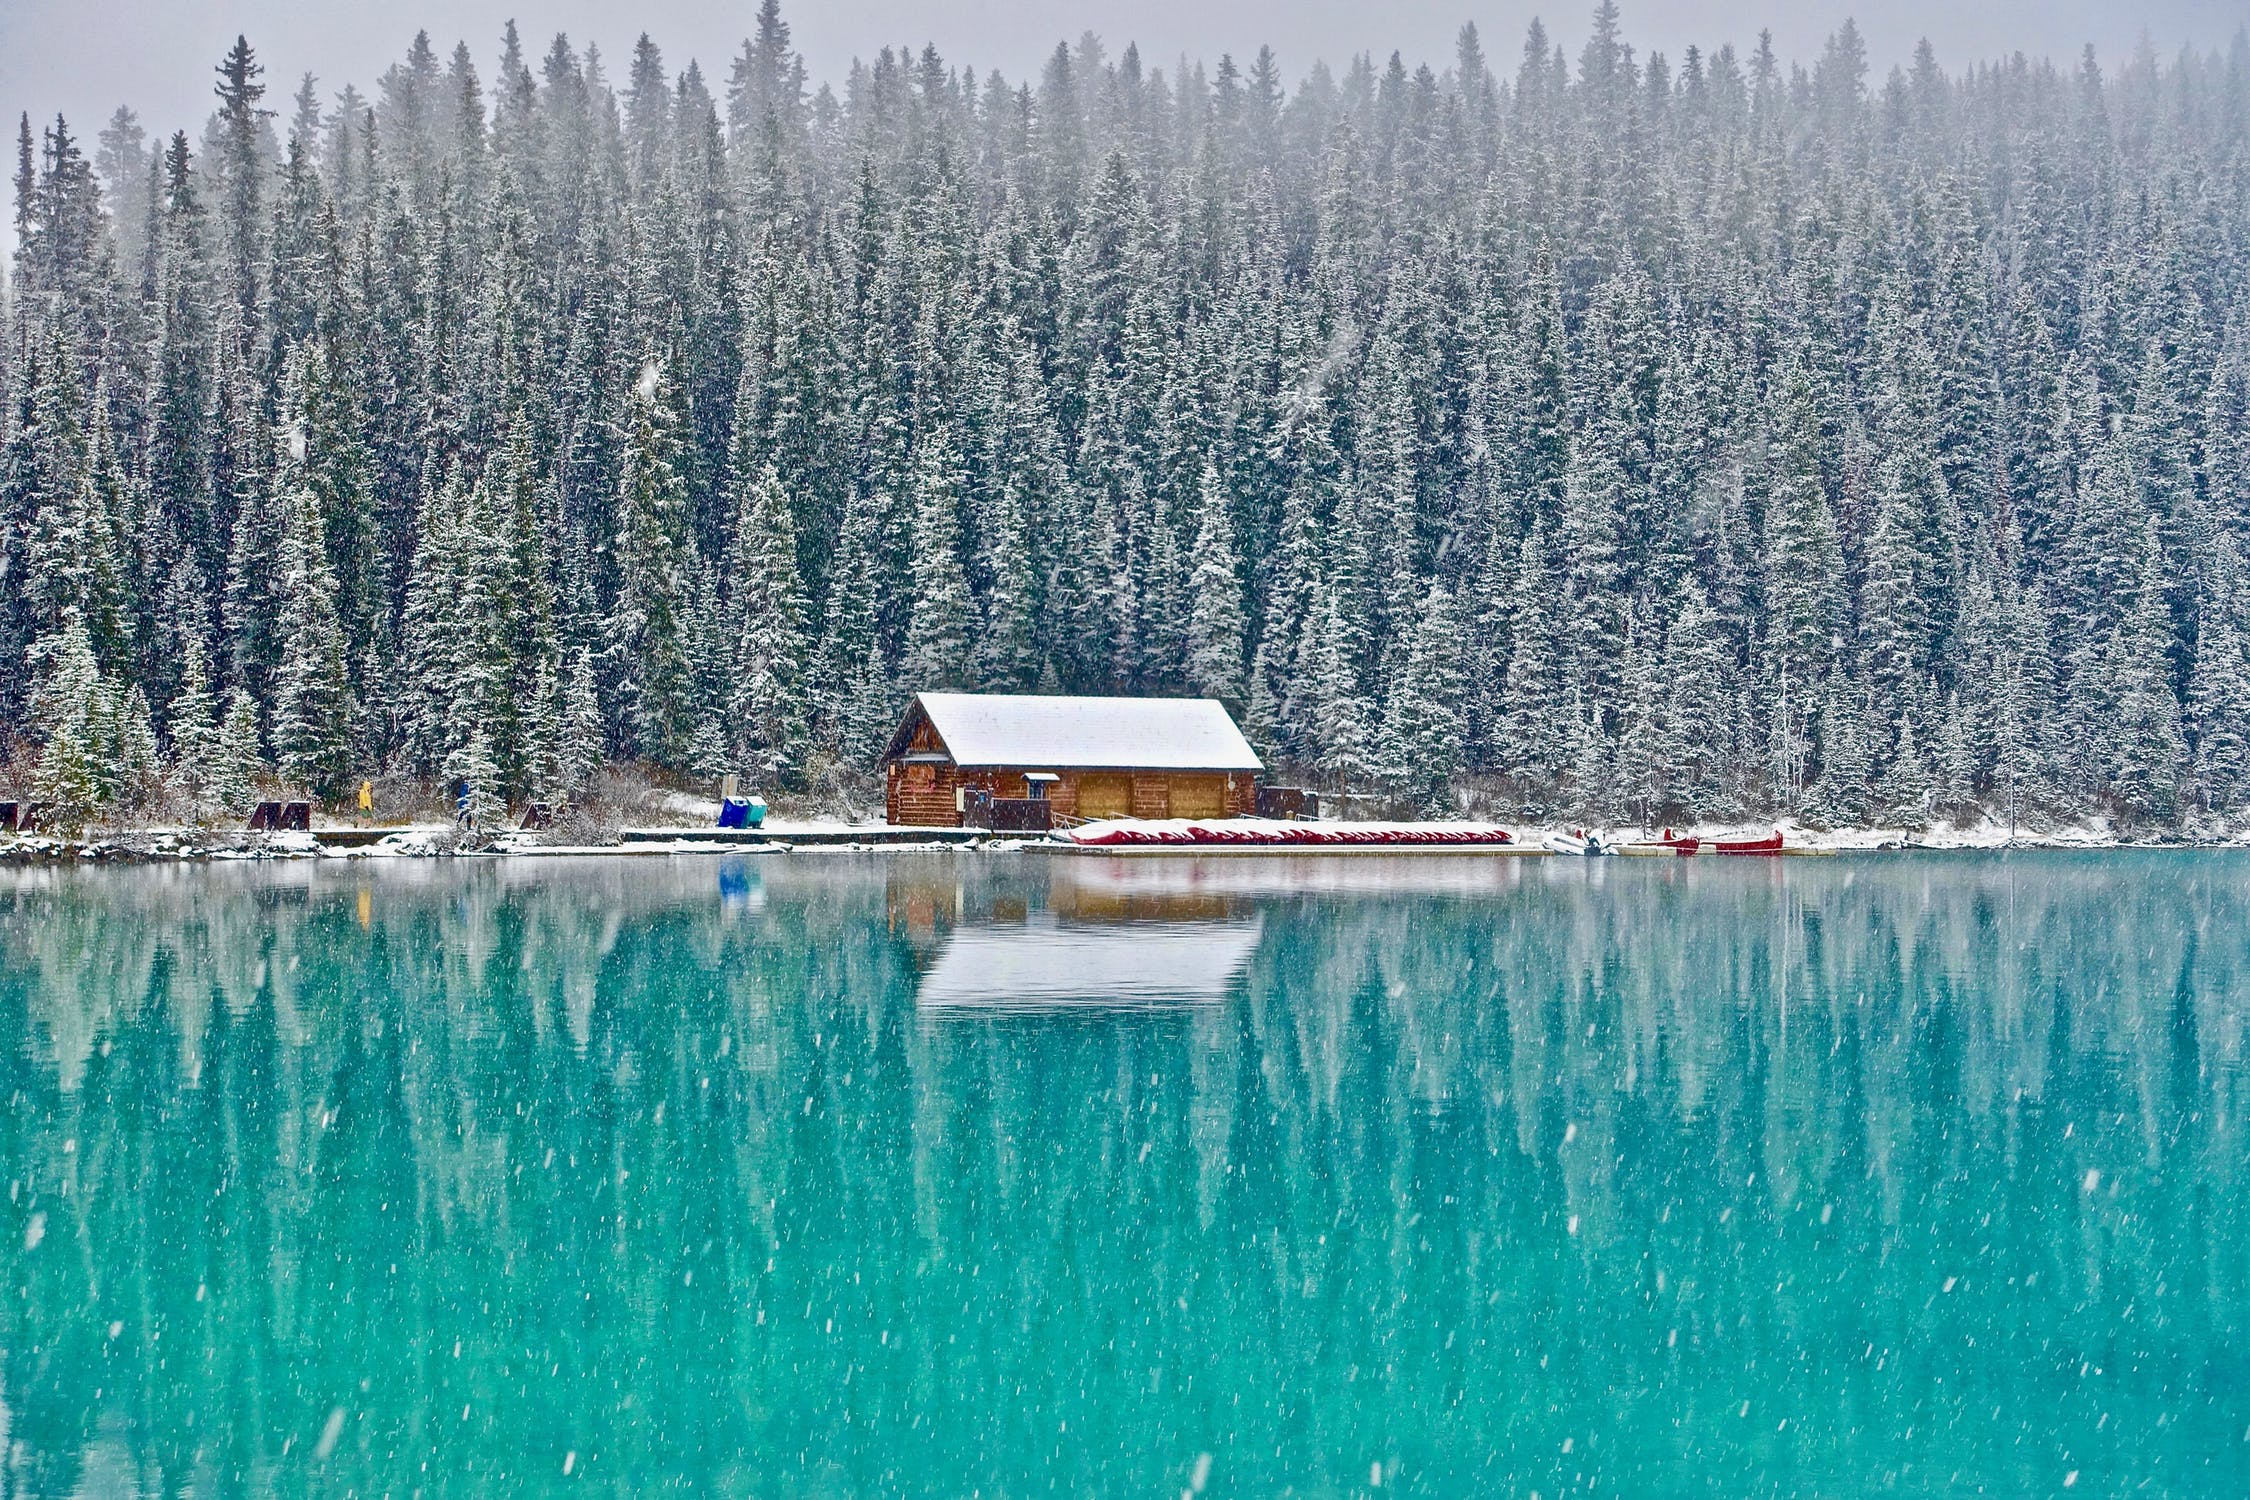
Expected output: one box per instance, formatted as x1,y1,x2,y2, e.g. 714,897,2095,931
893,863,1261,1013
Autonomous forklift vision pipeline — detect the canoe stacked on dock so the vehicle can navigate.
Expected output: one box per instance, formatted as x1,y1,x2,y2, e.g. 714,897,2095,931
1052,819,1812,856
1062,819,1517,849
1622,829,1788,856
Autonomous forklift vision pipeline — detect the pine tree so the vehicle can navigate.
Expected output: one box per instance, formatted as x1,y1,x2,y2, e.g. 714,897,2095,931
1859,454,1934,709
447,725,507,836
1245,414,1335,757
1498,523,1569,786
399,467,480,773
114,685,163,813
721,460,807,784
900,426,975,691
166,635,224,820
1558,420,1629,703
1611,612,1669,826
1762,361,1846,691
2189,598,2250,814
270,473,356,801
1378,582,1467,813
1876,704,1934,829
555,646,606,801
26,615,110,826
1183,461,1247,702
1931,691,1977,821
1307,583,1376,794
976,474,1042,692
214,688,264,816
21,359,129,669
609,359,702,764
2104,520,2188,821
1989,587,2057,833
1568,692,1613,821
1808,667,1871,827
212,34,268,319
1659,577,1736,817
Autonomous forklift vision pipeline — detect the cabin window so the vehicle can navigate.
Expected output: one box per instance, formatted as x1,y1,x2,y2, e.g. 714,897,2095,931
906,763,934,786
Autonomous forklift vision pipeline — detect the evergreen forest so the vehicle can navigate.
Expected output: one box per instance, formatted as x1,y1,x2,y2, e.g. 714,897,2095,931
6,3,2250,829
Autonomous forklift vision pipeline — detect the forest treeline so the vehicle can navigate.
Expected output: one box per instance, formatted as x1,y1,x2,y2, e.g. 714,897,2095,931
4,3,2249,827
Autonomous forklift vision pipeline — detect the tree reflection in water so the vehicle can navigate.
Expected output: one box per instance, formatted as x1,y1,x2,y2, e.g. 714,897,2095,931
0,852,2244,1495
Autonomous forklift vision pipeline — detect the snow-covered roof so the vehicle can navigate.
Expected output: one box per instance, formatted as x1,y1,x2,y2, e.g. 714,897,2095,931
916,914,1263,1012
896,693,1264,772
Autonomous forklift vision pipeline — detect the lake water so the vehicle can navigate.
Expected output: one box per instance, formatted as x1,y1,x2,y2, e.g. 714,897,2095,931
2,851,2246,1495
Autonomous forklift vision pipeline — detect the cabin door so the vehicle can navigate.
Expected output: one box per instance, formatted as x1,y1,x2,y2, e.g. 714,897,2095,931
1075,773,1134,820
1168,775,1227,820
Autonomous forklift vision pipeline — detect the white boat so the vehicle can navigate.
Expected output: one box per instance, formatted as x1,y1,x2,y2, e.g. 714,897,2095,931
1542,830,1615,856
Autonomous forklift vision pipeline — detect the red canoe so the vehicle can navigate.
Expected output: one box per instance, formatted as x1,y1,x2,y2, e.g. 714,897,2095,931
1712,831,1785,855
1068,821,1515,849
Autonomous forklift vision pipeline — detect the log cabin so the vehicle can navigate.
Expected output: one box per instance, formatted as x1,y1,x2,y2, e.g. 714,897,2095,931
882,693,1263,828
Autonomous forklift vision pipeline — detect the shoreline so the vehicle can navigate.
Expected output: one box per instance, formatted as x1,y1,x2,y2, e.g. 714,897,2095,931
0,816,2230,864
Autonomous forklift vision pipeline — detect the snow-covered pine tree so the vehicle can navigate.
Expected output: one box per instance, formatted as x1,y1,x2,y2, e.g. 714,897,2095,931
166,635,223,820
22,359,130,672
1931,690,1977,821
270,468,356,801
1808,665,1871,828
2103,519,2189,821
1498,522,1569,788
26,614,111,825
609,358,703,765
721,460,807,785
1568,691,1613,821
393,464,449,755
1762,360,1846,696
1875,701,1934,830
1611,609,1669,827
555,646,606,802
1558,406,1630,706
1377,581,1467,814
975,470,1042,693
900,425,975,691
214,688,265,817
1245,412,1337,758
1183,460,1247,703
1308,583,1376,796
2189,589,2250,814
1991,584,2058,833
114,685,163,813
1658,576,1736,817
447,724,507,836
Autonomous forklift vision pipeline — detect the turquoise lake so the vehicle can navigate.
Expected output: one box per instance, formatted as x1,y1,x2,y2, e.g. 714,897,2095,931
1,851,2245,1495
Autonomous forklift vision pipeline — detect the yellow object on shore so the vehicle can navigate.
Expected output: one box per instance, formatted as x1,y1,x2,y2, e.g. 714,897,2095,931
358,781,374,815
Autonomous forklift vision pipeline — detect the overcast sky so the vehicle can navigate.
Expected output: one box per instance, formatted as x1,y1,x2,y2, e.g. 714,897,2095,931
3,0,2245,180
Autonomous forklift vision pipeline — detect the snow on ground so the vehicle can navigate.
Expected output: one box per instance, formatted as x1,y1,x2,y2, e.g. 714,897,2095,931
654,790,724,822
754,815,900,835
8,811,2245,862
1641,816,2143,851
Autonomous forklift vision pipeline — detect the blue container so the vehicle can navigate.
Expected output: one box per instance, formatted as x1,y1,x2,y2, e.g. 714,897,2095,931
717,796,769,830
